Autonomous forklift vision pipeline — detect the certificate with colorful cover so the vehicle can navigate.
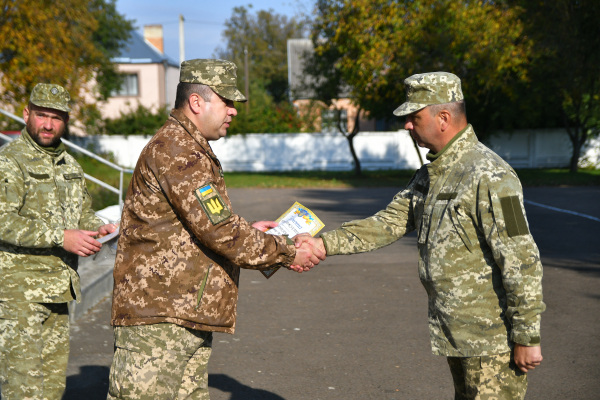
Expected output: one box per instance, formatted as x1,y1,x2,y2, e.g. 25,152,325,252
261,202,325,279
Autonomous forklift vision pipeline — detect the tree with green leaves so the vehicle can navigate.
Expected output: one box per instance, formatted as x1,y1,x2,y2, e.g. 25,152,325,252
504,0,600,172
0,0,134,122
215,4,307,104
303,0,535,174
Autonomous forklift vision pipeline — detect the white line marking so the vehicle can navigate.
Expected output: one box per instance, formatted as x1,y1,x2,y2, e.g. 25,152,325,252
524,200,600,222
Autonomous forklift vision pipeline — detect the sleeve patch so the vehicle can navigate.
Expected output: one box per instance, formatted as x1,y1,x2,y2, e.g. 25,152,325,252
500,195,529,237
194,183,232,225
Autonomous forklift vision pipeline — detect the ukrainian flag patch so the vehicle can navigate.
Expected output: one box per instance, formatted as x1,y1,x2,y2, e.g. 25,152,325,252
194,182,232,225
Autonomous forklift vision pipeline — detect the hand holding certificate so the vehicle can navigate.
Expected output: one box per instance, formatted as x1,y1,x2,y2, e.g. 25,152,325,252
261,202,325,278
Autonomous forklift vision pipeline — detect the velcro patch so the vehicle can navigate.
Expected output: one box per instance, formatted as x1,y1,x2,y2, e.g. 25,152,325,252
437,192,457,201
500,195,529,237
28,172,50,180
194,183,232,225
64,173,82,180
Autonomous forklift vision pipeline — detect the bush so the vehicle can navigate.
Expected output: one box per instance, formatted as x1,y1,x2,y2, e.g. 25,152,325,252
102,104,168,136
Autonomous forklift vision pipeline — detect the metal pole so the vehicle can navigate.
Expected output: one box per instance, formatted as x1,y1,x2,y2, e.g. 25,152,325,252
179,14,185,66
244,46,249,114
119,170,124,208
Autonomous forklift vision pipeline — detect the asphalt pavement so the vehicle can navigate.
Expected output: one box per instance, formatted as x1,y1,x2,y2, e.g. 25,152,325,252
64,186,600,400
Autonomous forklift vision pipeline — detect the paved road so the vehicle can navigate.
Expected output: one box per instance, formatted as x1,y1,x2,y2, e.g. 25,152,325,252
64,186,600,400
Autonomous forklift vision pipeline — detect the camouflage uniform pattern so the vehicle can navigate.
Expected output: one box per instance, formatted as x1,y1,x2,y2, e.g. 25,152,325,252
0,129,104,303
321,125,545,357
111,108,296,333
393,72,463,116
179,59,247,102
108,323,212,400
29,83,72,112
0,301,70,400
447,351,527,400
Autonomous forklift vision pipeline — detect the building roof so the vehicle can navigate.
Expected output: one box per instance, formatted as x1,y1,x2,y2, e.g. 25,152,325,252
287,38,351,100
111,31,179,68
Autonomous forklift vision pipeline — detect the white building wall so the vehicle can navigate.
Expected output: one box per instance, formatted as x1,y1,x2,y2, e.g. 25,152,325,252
100,64,164,119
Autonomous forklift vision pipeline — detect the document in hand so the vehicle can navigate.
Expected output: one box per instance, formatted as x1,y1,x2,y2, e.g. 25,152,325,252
261,202,325,279
93,226,120,262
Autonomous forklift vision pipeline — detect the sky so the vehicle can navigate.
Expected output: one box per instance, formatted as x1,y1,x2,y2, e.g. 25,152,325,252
115,0,313,64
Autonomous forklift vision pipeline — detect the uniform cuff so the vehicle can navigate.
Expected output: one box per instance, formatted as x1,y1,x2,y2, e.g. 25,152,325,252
52,228,65,247
319,231,338,255
511,331,541,346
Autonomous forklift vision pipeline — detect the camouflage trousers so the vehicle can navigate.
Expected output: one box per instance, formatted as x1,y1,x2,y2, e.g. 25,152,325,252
107,323,213,400
447,351,527,400
0,301,70,400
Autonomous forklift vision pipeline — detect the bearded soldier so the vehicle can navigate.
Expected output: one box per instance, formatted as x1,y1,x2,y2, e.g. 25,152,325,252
107,59,323,400
0,83,117,400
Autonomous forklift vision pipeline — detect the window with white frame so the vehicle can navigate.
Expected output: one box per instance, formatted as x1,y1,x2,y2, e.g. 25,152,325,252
111,73,139,97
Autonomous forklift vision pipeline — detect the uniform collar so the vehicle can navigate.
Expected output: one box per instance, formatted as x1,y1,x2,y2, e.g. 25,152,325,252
169,109,219,160
426,124,478,173
21,127,66,158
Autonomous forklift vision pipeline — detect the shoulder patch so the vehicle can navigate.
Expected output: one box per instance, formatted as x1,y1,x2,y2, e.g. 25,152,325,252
194,183,232,225
499,195,529,237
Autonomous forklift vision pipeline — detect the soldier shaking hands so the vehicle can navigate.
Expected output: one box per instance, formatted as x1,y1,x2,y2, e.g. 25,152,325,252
107,59,324,400
295,72,545,400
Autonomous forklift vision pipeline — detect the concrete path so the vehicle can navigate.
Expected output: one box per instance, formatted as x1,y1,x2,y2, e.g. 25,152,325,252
64,186,600,400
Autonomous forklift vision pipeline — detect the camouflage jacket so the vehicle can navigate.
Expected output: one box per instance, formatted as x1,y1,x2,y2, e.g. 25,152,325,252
0,128,104,303
111,109,296,334
321,125,545,357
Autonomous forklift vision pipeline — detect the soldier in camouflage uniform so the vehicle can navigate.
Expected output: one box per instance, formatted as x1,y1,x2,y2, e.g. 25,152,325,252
107,59,324,400
0,83,117,400
295,72,545,399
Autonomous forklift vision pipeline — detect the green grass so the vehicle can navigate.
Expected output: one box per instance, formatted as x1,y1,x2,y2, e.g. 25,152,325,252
222,170,417,188
76,162,600,211
75,156,132,211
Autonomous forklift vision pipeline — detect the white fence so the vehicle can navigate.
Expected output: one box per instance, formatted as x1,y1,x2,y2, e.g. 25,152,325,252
69,129,599,172
73,131,429,171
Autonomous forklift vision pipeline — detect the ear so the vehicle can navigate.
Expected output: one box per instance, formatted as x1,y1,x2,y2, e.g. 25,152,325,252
188,93,205,115
23,106,30,123
438,109,452,132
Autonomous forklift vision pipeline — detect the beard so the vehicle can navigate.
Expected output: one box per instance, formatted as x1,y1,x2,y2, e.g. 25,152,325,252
26,119,66,147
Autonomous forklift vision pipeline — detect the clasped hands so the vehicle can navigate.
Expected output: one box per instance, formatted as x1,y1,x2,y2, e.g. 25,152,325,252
252,222,327,273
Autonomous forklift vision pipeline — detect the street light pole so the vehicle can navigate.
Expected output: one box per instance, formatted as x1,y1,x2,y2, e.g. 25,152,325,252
179,15,185,66
244,45,249,114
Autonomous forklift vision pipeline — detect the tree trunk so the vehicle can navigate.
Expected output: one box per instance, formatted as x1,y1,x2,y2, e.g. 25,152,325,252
346,132,361,175
569,138,582,173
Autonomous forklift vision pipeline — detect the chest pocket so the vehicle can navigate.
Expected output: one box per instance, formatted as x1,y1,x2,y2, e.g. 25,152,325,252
412,192,426,243
59,172,84,228
449,204,475,252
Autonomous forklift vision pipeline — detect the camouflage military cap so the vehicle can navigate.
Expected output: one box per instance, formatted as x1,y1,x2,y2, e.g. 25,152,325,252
393,72,463,116
29,83,71,113
180,59,247,102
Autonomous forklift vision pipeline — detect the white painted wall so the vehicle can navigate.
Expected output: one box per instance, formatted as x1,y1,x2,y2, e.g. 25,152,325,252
484,129,573,168
73,131,429,171
70,129,599,171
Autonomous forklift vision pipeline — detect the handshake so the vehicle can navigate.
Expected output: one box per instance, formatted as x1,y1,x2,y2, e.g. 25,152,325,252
288,233,326,273
250,220,326,274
